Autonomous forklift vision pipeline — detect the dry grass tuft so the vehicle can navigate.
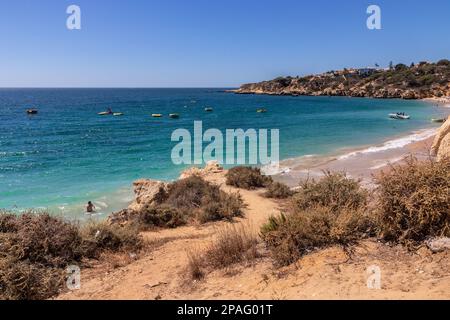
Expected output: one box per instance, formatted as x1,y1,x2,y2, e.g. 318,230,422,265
226,166,273,190
186,250,205,281
185,224,260,280
375,157,450,246
205,224,259,269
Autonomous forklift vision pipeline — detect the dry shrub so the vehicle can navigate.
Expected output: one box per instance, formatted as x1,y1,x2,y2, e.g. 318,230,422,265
226,166,273,190
185,224,259,280
0,258,64,300
261,206,372,266
375,157,450,246
293,171,367,212
137,176,245,226
264,182,294,199
4,213,83,268
80,222,143,257
198,192,245,224
0,211,144,300
0,212,18,233
135,205,185,229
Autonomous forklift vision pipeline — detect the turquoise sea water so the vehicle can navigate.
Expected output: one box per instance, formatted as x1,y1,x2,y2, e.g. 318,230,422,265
0,89,446,218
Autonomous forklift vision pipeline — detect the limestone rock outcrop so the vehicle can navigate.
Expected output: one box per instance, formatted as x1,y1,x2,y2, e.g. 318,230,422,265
128,179,168,212
431,116,450,161
179,160,223,179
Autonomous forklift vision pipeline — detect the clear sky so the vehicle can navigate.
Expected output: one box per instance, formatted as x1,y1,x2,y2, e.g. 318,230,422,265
0,0,449,87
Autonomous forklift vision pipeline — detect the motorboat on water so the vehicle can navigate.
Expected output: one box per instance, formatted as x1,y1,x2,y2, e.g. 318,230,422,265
204,107,213,112
152,114,162,118
169,113,180,119
257,108,267,113
26,109,38,114
389,113,410,120
431,118,446,123
98,108,114,116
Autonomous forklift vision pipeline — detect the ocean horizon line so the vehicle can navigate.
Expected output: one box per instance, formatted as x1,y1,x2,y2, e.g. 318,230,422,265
0,87,239,90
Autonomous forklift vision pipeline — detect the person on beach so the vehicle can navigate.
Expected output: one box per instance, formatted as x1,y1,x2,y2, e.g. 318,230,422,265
86,201,96,213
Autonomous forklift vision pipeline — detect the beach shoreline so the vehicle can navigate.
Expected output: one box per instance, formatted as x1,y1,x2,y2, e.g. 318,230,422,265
270,101,449,187
272,127,439,188
422,96,450,107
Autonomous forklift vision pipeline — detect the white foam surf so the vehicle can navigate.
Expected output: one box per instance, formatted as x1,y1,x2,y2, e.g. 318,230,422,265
338,128,437,160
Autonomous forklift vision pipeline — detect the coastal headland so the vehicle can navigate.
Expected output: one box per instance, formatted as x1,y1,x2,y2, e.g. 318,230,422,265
231,60,450,101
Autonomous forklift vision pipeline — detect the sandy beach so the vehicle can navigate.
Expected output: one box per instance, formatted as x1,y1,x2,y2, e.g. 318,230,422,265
422,96,450,107
273,102,450,188
274,128,438,188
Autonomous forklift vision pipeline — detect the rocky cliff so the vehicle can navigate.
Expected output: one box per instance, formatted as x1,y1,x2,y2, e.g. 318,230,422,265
431,116,450,161
233,60,450,100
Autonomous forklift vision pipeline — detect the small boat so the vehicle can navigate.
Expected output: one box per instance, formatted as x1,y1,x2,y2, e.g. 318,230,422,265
26,109,38,115
98,112,110,116
152,114,162,118
389,113,410,120
204,107,213,112
431,118,446,123
113,112,124,116
257,108,267,113
169,113,180,119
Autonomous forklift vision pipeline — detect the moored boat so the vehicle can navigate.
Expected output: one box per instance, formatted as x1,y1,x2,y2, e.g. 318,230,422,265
169,113,180,119
26,109,38,114
152,114,162,118
389,113,410,120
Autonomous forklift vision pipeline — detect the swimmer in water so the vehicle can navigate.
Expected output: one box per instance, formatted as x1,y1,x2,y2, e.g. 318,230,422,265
86,201,96,213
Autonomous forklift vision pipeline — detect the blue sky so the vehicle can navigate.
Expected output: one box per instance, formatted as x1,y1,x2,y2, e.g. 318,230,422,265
0,0,449,87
